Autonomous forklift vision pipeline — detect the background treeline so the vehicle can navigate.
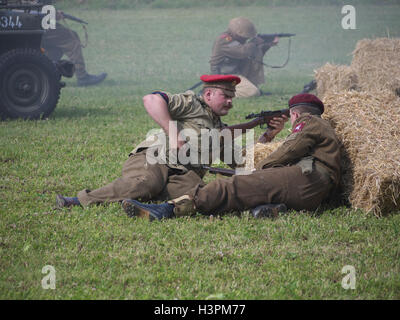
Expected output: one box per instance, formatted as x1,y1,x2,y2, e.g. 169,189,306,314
54,0,400,10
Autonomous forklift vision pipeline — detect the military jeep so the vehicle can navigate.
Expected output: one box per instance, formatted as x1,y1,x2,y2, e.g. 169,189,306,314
0,0,73,119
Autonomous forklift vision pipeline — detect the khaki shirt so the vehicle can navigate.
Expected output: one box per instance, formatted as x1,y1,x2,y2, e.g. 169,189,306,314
131,91,225,176
256,114,341,185
209,32,270,85
209,32,257,75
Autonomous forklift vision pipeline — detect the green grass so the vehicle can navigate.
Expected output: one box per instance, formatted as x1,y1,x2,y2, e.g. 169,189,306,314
1,4,400,299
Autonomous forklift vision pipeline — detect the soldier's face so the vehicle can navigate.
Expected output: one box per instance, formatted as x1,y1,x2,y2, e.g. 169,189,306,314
205,88,233,116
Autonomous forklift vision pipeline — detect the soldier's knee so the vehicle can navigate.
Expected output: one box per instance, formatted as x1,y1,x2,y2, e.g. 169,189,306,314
235,84,260,98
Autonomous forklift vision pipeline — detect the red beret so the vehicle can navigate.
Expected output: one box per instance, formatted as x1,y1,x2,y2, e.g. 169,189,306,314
288,93,324,114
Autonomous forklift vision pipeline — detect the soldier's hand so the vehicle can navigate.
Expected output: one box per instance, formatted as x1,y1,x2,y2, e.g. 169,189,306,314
272,36,279,46
269,115,288,132
169,134,186,151
258,115,288,143
254,36,266,45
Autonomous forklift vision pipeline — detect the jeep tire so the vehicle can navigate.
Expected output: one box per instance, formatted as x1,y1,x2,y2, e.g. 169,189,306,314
0,48,61,119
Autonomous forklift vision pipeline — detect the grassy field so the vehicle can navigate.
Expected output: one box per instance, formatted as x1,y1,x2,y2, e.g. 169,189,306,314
1,4,400,300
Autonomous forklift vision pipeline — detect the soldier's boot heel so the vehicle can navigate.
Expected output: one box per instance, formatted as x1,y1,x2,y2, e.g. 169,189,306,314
122,199,175,221
56,195,81,209
250,203,287,219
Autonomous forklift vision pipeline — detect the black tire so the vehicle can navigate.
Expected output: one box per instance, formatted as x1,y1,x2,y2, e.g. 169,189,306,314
0,48,61,119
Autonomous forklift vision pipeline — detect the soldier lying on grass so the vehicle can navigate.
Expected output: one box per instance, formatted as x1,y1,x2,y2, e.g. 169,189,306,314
121,93,342,220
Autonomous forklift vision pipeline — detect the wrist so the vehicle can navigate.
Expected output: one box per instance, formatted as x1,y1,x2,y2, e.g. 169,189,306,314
258,129,275,143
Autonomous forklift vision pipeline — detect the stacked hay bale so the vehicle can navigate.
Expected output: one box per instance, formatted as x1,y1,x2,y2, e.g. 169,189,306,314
315,37,400,97
351,38,400,94
323,90,400,216
315,63,359,99
315,37,400,216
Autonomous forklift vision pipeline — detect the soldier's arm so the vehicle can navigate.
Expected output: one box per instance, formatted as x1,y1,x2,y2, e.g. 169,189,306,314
258,116,288,143
142,93,185,150
218,38,257,60
256,117,320,169
256,36,279,55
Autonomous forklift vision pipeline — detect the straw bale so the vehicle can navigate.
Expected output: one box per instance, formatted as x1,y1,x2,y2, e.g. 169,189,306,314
351,38,400,94
322,90,400,216
242,141,283,171
314,63,359,99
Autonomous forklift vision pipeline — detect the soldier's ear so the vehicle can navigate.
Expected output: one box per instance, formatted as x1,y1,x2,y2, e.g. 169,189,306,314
203,88,212,101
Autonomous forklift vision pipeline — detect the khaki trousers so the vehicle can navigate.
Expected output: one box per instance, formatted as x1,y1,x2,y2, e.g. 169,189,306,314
191,163,332,214
234,75,261,98
78,150,204,206
41,23,88,79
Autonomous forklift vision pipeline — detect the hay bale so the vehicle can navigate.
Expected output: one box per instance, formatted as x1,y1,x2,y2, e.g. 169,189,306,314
314,63,359,99
351,38,400,94
242,141,283,171
322,90,400,216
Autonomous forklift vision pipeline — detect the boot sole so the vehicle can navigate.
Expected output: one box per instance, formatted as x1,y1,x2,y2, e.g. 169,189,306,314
122,200,153,220
77,73,107,87
252,204,287,218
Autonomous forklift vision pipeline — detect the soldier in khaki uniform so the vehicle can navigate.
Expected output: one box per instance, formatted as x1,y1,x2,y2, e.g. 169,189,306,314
56,75,247,208
42,19,107,86
18,0,107,86
209,17,279,98
122,93,341,220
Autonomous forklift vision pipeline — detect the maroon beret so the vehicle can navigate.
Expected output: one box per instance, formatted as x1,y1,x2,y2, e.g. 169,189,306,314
288,93,324,114
200,74,241,97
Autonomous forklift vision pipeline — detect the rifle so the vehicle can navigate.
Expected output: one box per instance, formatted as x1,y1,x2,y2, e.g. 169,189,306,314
257,33,296,43
202,165,235,177
301,80,317,93
58,11,89,47
187,80,203,91
202,109,289,177
61,12,88,25
225,108,290,133
250,33,296,69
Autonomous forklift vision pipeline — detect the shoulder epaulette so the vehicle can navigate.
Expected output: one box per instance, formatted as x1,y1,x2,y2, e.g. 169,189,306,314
220,33,233,42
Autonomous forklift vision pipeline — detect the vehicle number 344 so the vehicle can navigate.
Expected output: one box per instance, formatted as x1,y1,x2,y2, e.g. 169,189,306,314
0,15,22,29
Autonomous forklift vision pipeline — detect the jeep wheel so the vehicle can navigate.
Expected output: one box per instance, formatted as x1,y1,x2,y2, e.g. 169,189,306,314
0,48,61,119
